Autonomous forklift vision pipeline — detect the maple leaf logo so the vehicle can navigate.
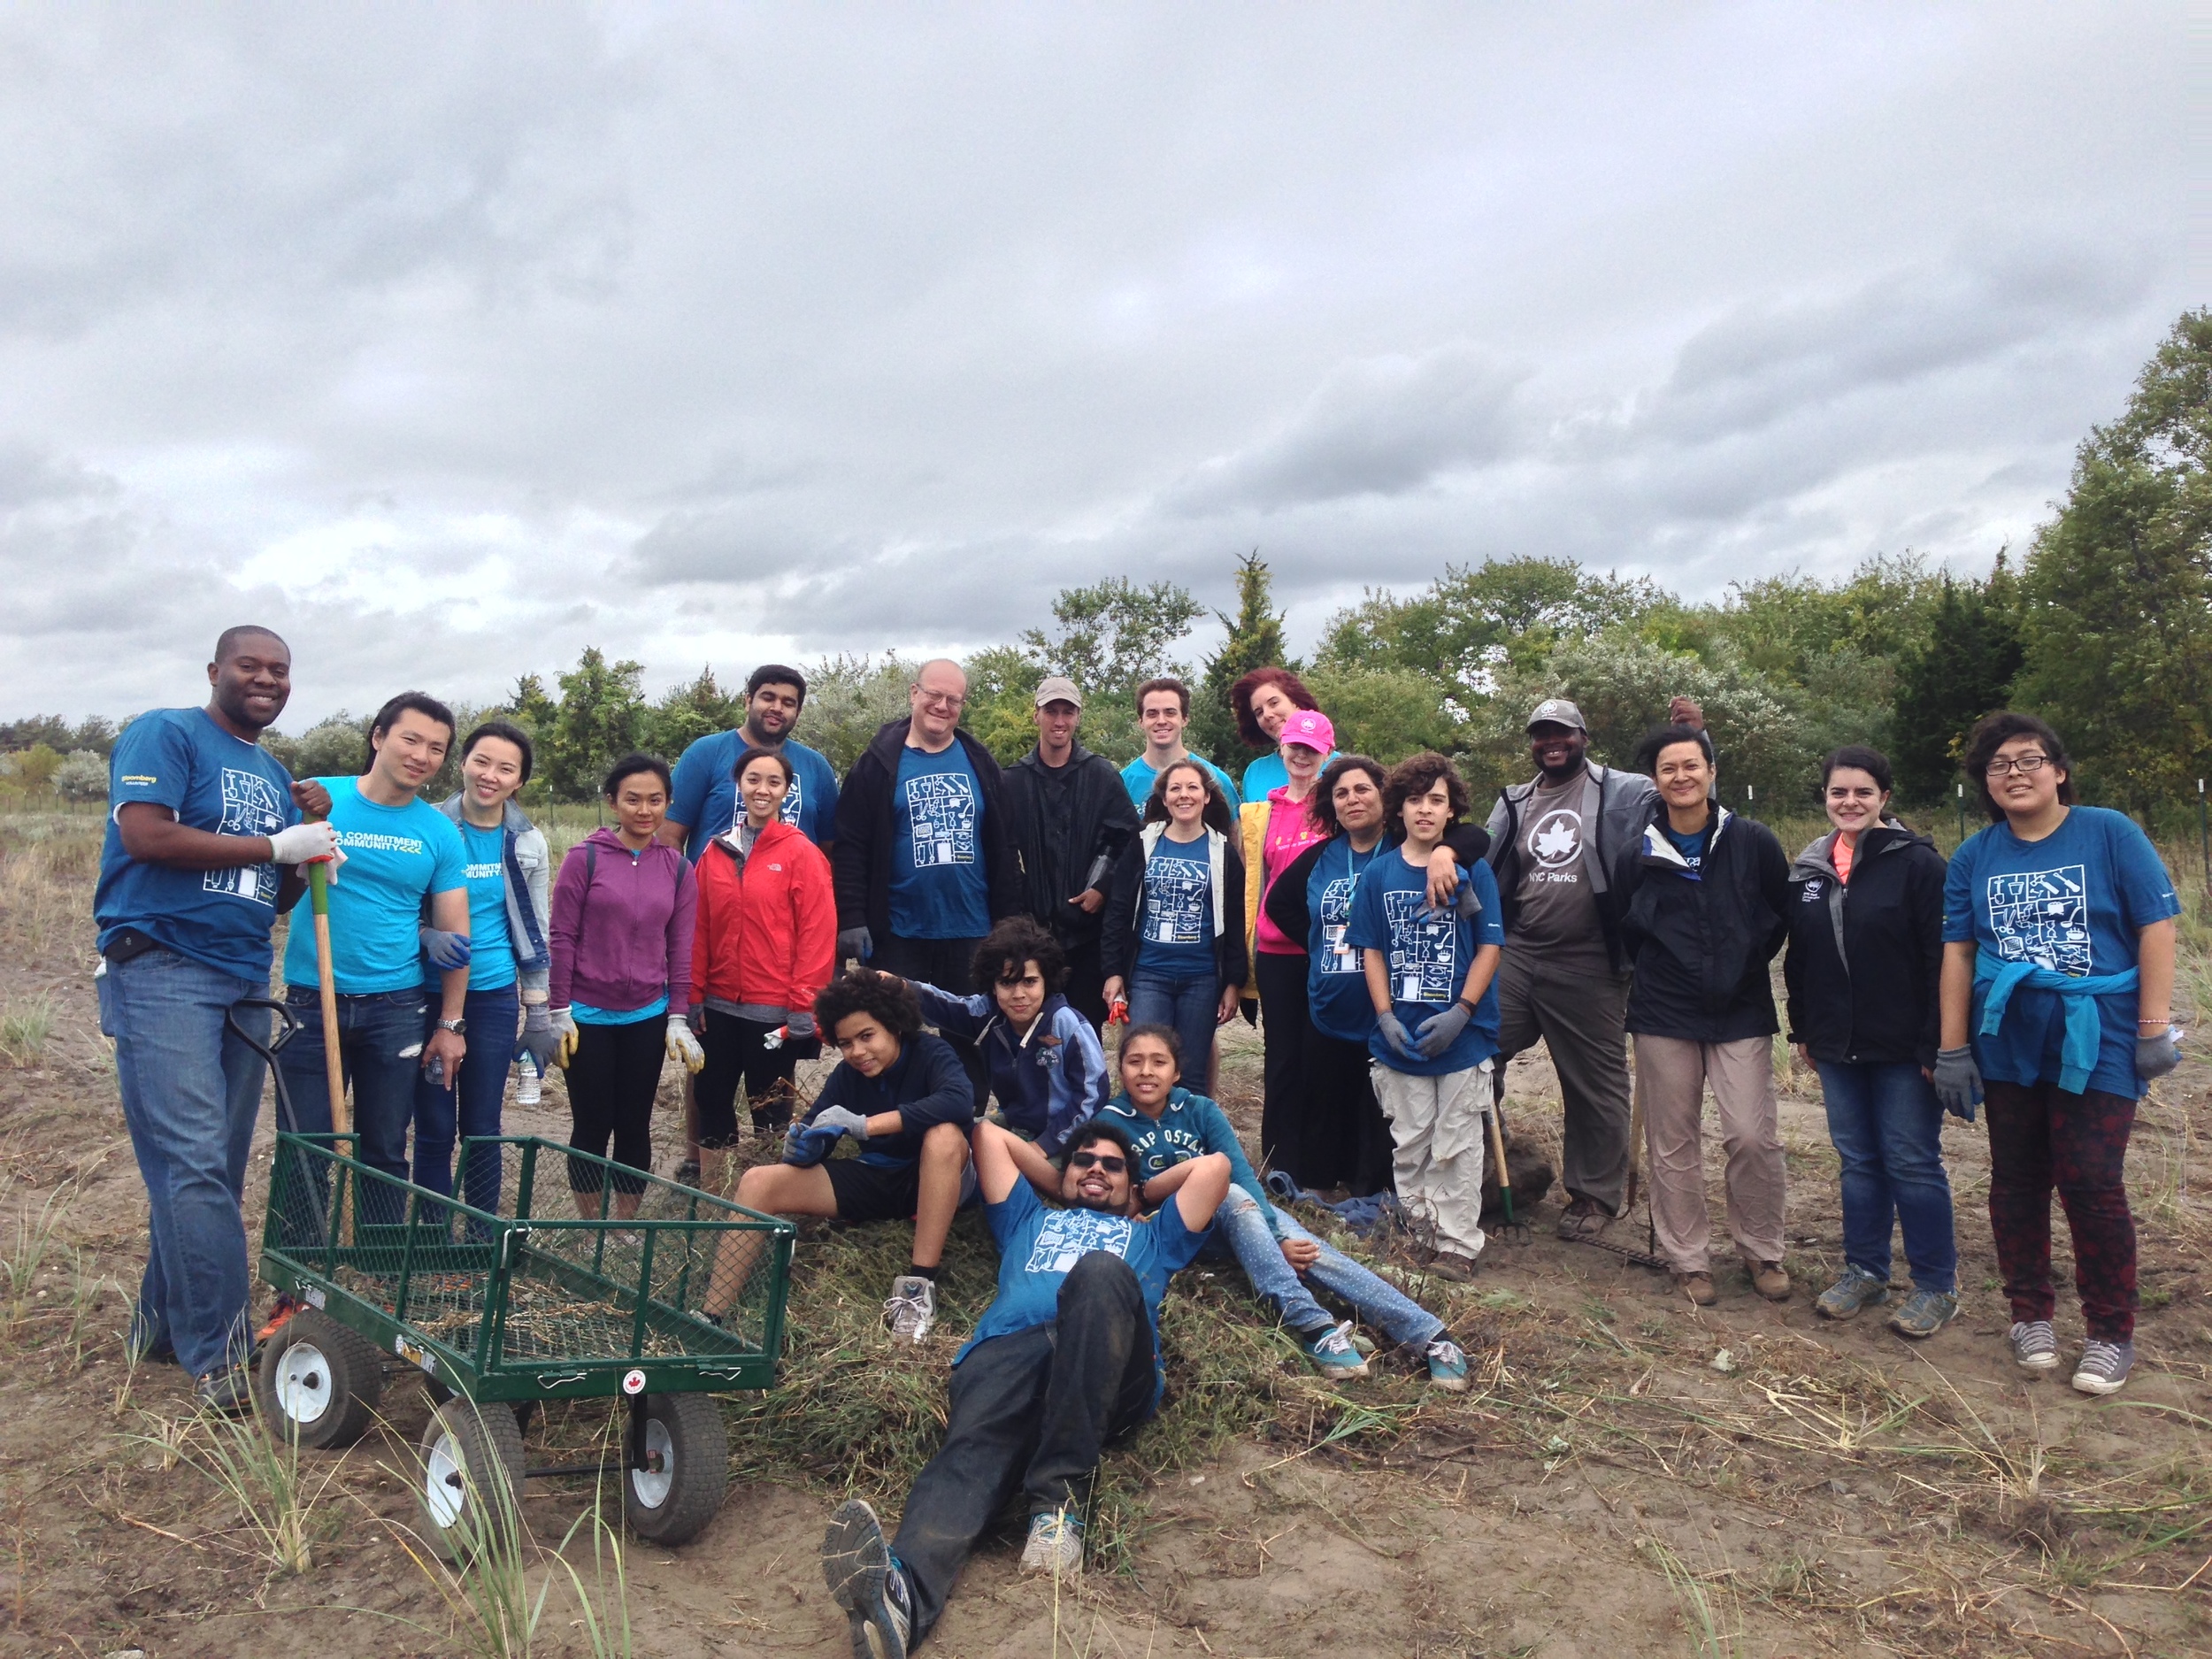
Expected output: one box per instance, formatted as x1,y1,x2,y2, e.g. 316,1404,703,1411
1531,812,1580,865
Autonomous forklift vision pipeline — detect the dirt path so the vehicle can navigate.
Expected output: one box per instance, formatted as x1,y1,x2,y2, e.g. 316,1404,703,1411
1,817,2207,1657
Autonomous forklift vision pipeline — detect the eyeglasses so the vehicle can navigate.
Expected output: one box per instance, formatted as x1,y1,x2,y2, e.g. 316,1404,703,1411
914,689,965,710
1067,1152,1126,1174
1984,754,2052,778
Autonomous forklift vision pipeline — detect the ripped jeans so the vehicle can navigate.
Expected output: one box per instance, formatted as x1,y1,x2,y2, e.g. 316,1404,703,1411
278,986,431,1230
1210,1187,1443,1350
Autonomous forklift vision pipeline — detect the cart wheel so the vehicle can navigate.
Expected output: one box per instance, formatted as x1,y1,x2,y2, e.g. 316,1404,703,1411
621,1394,728,1547
254,1309,383,1449
419,1395,528,1562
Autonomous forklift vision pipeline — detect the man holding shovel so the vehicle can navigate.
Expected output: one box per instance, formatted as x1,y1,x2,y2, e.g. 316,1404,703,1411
94,626,338,1412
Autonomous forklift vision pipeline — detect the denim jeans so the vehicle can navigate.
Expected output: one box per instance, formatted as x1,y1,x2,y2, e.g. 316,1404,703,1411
96,947,269,1380
278,984,431,1229
1127,969,1221,1084
1815,1060,1956,1294
1211,1187,1442,1350
411,982,518,1218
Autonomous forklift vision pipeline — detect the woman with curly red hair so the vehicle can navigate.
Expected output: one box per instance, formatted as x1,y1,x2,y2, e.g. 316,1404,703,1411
1231,667,1336,803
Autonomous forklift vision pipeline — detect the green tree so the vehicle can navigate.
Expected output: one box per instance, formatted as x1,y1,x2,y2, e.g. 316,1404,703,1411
643,666,743,764
1021,577,1201,699
1302,665,1462,764
793,653,917,774
963,644,1047,766
2016,309,2212,807
278,713,372,781
52,749,108,803
1890,564,2024,804
1194,552,1292,764
547,648,648,803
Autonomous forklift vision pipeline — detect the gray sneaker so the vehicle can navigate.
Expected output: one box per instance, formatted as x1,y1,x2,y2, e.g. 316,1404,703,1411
883,1277,937,1344
821,1499,910,1659
2070,1339,2135,1396
1018,1508,1084,1578
1814,1266,1892,1321
2008,1319,2060,1374
1886,1288,1959,1340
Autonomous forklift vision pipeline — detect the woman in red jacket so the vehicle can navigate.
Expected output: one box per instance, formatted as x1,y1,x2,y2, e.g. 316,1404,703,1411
689,745,837,1191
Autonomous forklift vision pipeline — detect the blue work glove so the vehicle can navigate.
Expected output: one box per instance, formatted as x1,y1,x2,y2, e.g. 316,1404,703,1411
837,926,874,964
782,1122,843,1167
1414,1002,1472,1060
1931,1046,1982,1122
2136,1028,2183,1081
812,1105,871,1139
1375,1010,1418,1063
513,1002,557,1071
419,926,472,972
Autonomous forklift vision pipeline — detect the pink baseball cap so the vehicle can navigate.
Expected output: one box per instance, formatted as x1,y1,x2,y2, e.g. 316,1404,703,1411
1280,710,1335,753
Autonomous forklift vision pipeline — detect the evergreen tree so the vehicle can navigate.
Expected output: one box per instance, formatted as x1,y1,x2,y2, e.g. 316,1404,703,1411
1890,562,2024,804
1194,551,1290,764
642,665,742,762
546,647,648,802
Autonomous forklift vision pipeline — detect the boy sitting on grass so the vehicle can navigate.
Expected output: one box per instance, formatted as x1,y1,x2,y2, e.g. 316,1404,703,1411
819,1118,1230,1657
709,969,974,1342
894,915,1111,1159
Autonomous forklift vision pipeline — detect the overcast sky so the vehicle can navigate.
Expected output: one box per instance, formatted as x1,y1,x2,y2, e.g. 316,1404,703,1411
0,3,2193,726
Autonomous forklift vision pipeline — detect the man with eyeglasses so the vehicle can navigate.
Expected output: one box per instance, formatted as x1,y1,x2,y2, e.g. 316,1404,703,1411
834,658,1023,1096
818,1117,1229,1656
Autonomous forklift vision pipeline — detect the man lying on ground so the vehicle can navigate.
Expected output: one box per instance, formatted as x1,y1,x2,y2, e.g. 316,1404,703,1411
819,1118,1230,1658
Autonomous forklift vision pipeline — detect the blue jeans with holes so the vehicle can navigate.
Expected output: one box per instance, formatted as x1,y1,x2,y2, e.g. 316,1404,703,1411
96,947,270,1379
1127,969,1221,1085
1211,1186,1444,1350
278,985,431,1230
1815,1060,1957,1294
411,981,518,1217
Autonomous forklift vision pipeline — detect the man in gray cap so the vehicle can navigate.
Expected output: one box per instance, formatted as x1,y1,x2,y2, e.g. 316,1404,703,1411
999,677,1140,1028
1483,696,1663,1239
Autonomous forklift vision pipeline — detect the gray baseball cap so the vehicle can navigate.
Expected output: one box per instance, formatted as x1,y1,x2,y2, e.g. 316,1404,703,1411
1526,698,1586,733
1033,676,1084,710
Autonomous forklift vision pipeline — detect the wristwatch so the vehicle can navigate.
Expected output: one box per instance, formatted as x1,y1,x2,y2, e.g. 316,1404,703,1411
436,1018,467,1035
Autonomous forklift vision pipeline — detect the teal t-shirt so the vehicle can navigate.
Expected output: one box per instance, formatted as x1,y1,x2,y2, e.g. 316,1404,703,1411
283,778,467,995
440,820,515,992
1121,753,1239,812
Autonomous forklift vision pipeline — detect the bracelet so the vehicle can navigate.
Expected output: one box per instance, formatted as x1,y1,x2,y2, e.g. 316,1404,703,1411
1457,998,1479,1017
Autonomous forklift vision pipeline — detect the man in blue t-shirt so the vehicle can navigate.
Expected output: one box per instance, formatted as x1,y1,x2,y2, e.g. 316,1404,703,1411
92,626,341,1412
274,692,470,1222
1118,677,1240,810
819,1118,1228,1656
660,664,841,858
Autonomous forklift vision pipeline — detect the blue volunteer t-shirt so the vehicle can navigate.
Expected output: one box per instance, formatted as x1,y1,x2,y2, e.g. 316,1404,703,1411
667,731,840,860
888,742,991,940
1943,806,2179,1099
94,708,301,980
957,1178,1209,1407
1120,753,1240,811
1346,849,1504,1075
1305,837,1387,1042
1662,822,1709,879
283,778,468,995
1135,833,1215,979
432,820,514,993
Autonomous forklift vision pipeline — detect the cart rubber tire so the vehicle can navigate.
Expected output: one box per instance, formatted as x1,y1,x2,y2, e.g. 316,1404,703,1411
419,1395,529,1562
254,1308,383,1449
621,1394,728,1547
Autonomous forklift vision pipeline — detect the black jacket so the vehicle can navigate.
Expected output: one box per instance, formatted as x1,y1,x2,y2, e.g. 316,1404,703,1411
1782,822,1947,1069
801,1030,974,1165
1484,763,1659,973
1263,824,1494,950
1614,804,1791,1043
1101,824,1249,991
1000,741,1139,949
832,720,1024,943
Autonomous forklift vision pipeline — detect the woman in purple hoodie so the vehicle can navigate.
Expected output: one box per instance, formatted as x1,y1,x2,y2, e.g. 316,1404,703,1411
549,752,703,1217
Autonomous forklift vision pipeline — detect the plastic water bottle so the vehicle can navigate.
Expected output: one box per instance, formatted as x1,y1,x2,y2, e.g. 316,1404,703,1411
516,1056,541,1107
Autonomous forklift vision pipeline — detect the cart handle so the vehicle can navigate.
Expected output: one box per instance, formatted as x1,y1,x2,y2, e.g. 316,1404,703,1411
224,995,301,1065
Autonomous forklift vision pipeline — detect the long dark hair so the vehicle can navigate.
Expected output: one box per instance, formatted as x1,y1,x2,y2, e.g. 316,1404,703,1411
1309,754,1387,837
1231,665,1320,749
461,718,535,783
1962,711,2077,823
1143,758,1237,835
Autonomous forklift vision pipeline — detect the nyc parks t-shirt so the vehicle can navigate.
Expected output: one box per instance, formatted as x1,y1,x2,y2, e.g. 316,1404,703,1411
1347,849,1504,1075
95,707,300,979
889,742,991,940
1135,833,1214,979
1943,806,2179,1098
1513,772,1607,953
957,1178,1209,1408
668,732,840,860
283,778,467,995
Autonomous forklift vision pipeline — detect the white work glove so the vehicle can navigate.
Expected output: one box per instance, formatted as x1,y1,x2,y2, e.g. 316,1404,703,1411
665,1014,705,1075
268,821,343,879
550,1007,580,1069
811,1105,871,1140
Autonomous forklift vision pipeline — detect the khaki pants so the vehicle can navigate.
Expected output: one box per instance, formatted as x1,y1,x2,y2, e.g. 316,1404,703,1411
1632,1034,1785,1275
1370,1062,1491,1260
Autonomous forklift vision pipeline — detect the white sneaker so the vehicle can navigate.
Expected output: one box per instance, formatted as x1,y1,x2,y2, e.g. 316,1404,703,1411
1018,1508,1084,1578
883,1276,937,1343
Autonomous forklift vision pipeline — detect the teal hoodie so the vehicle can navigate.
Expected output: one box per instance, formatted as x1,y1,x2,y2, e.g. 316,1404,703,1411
1096,1086,1285,1240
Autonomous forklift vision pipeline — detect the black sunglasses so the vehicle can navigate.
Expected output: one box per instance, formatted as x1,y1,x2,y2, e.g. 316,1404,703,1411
1067,1151,1126,1174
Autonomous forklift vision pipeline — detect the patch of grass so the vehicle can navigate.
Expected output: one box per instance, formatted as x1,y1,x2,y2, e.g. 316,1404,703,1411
140,1392,344,1579
0,1181,68,1333
0,995,52,1068
1639,1536,1744,1659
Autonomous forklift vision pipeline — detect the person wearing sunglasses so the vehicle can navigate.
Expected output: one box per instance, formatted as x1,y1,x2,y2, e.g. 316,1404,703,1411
818,1117,1230,1657
1937,712,2181,1396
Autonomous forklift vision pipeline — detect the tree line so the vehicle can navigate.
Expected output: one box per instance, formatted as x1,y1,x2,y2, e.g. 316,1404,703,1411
4,311,2205,821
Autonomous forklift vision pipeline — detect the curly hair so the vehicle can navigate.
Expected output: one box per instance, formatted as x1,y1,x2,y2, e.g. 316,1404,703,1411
1381,751,1468,826
972,916,1068,995
1057,1116,1141,1172
1962,711,2076,822
1231,665,1320,750
812,969,923,1041
1142,759,1238,835
1308,754,1388,837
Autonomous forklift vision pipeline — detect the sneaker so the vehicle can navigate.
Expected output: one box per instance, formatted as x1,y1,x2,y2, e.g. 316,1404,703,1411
883,1277,937,1344
1018,1508,1084,1578
672,1156,703,1187
1425,1338,1470,1393
821,1498,910,1659
1556,1196,1609,1240
1886,1289,1960,1340
1814,1266,1890,1321
1427,1251,1479,1283
2008,1319,2061,1374
195,1364,254,1417
2070,1339,2135,1397
1673,1271,1717,1307
1299,1320,1370,1381
1744,1259,1793,1302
